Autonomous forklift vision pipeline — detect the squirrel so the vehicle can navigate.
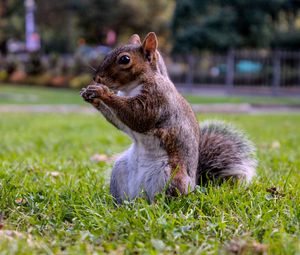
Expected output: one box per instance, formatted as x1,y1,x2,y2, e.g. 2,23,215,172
80,32,257,203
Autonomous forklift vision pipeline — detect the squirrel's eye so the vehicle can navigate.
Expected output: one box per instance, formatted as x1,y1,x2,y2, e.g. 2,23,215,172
118,55,131,65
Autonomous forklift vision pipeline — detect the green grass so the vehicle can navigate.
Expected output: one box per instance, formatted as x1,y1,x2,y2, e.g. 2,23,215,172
0,112,299,254
185,95,300,105
0,84,84,105
1,83,300,105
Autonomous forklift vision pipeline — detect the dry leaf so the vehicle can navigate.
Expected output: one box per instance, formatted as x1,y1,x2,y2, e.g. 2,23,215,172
15,198,26,205
226,238,247,254
226,238,268,255
252,241,268,254
271,141,280,149
49,171,60,177
0,230,25,239
90,153,121,163
266,186,285,198
90,154,109,162
0,230,37,247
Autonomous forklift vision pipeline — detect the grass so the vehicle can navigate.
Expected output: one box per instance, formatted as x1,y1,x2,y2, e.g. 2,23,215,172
185,94,300,105
1,83,300,105
0,112,299,254
0,84,84,105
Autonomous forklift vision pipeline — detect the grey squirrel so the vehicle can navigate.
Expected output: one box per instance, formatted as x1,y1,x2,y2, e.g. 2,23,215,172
80,32,257,203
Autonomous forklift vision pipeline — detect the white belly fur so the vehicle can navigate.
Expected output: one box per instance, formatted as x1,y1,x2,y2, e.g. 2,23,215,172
110,83,171,201
120,132,171,201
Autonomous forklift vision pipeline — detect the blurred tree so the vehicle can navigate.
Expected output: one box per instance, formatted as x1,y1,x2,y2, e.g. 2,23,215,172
118,0,174,39
76,0,120,44
76,0,174,47
35,0,81,53
1,0,174,54
272,0,300,49
0,0,24,55
171,0,300,53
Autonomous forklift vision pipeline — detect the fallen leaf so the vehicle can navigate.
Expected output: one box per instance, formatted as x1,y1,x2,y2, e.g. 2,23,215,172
49,171,60,177
271,141,280,149
15,197,27,205
266,186,285,197
90,154,109,162
90,153,121,163
226,238,247,254
252,241,268,254
226,238,268,255
0,230,25,240
0,230,37,247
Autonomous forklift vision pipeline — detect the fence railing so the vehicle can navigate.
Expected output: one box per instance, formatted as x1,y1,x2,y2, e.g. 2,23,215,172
168,50,300,93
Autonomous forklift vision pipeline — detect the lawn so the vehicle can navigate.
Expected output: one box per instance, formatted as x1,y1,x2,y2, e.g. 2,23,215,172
1,84,300,105
0,84,84,105
185,94,300,105
0,112,299,254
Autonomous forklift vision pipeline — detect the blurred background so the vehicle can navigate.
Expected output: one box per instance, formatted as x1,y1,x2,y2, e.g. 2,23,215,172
1,0,300,99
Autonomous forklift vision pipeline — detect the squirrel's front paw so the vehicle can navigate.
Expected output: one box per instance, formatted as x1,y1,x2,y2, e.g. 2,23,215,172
80,85,111,103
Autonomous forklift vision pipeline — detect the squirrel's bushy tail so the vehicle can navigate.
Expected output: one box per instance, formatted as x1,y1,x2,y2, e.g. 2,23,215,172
197,120,257,184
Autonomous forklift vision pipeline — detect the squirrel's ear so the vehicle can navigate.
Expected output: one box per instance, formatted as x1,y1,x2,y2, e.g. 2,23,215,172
129,34,141,45
142,32,158,62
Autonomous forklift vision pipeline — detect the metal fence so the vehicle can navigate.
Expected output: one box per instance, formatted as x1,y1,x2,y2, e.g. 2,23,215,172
168,50,300,94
